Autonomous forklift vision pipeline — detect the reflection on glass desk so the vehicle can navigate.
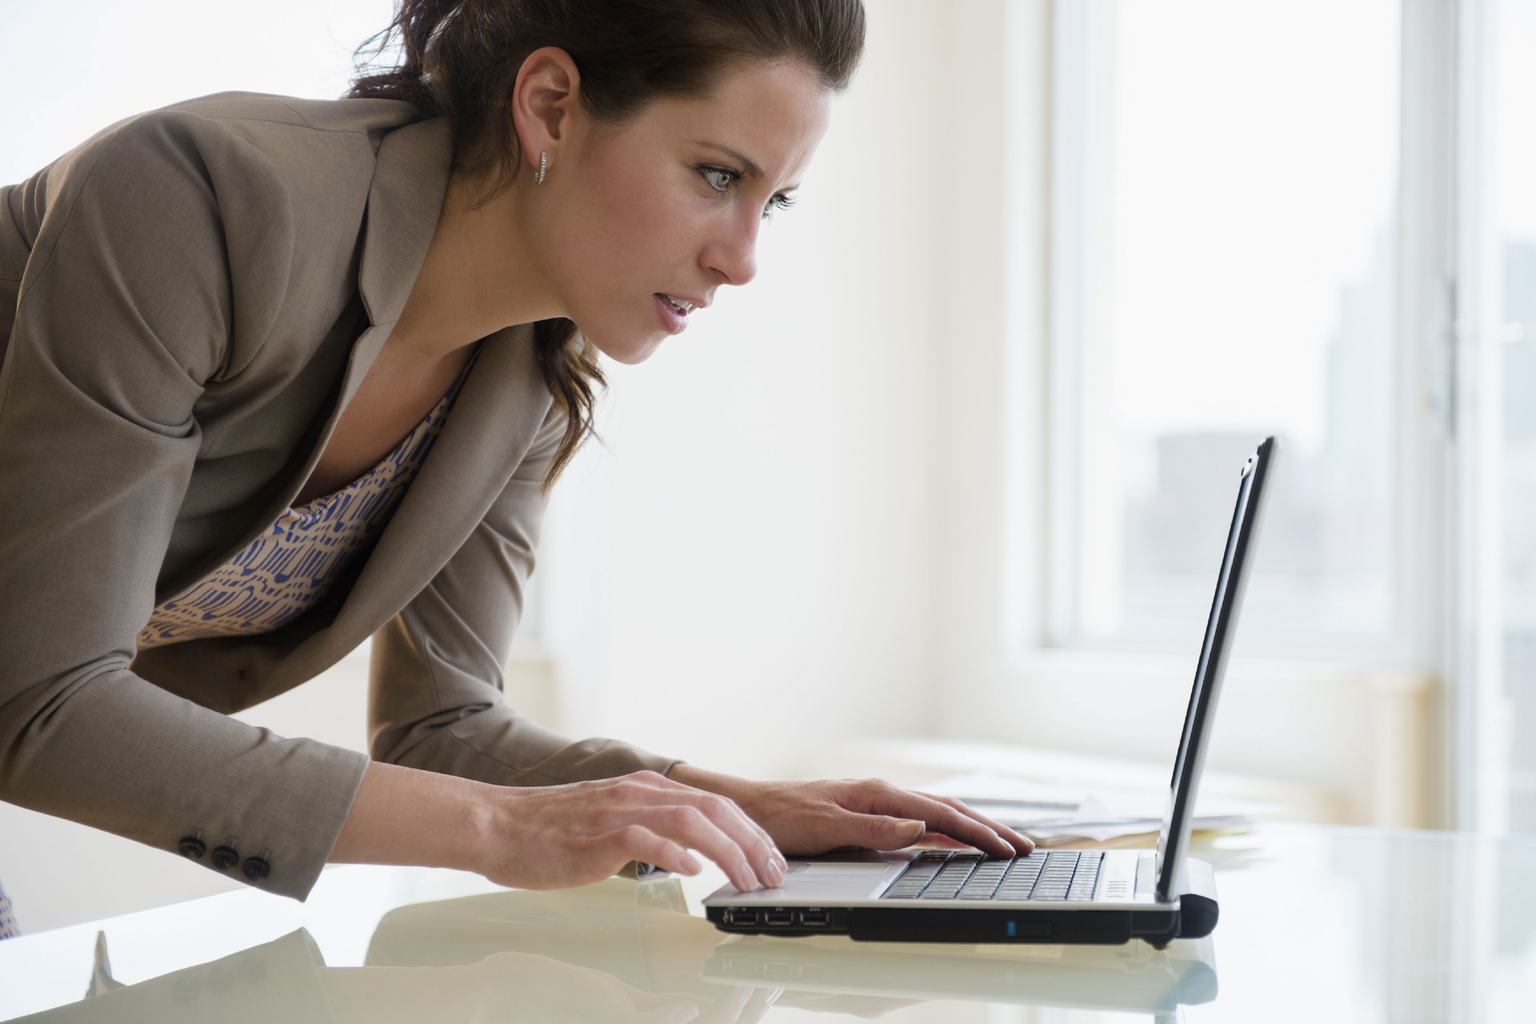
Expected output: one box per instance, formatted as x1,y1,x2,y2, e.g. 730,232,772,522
2,825,1535,1022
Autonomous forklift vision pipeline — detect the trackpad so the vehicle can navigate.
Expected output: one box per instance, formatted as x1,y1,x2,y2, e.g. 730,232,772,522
792,863,891,877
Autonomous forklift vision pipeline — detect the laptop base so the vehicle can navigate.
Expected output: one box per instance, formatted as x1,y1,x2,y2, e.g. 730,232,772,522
705,857,1218,950
706,905,1180,945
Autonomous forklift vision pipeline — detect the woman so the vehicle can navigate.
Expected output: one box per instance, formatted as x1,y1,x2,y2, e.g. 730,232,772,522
0,0,1029,903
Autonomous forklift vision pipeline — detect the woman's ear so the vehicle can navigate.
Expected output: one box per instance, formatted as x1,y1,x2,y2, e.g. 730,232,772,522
511,47,582,178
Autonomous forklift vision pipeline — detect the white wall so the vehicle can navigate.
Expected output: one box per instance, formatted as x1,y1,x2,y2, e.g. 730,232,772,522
0,0,395,184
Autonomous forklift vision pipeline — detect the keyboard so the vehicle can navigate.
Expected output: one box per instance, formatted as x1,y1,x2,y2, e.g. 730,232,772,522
880,850,1104,901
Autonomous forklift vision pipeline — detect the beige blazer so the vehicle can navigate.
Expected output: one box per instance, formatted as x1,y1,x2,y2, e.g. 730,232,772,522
0,93,673,900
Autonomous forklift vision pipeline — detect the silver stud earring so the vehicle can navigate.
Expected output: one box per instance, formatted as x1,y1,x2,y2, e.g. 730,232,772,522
535,151,547,185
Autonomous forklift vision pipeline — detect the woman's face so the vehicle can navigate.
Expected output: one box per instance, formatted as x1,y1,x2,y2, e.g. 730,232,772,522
534,60,833,364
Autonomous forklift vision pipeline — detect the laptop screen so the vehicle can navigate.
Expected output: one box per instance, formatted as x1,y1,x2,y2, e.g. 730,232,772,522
1153,437,1277,903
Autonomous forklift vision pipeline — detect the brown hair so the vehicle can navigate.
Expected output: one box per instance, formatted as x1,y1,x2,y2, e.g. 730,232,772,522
351,0,866,487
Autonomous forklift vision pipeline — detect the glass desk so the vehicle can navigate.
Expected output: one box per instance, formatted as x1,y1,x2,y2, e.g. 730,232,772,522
1,824,1534,1022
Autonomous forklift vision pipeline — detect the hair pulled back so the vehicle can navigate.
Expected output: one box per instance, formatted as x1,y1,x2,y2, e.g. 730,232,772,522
351,0,866,486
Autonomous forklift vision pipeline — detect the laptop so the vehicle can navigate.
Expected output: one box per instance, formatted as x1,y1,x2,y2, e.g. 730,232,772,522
704,436,1277,948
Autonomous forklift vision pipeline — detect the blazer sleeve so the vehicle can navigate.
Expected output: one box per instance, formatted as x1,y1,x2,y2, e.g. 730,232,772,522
368,408,679,785
0,112,369,901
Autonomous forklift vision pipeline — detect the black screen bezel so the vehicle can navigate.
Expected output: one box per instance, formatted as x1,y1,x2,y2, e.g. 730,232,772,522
1154,437,1277,903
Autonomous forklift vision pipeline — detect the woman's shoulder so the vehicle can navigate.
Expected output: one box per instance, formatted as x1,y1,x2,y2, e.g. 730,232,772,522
3,93,434,384
58,93,423,187
24,93,424,213
21,91,434,270
149,91,424,148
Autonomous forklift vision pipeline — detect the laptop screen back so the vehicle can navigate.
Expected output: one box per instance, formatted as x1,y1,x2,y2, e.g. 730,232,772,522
1153,437,1277,903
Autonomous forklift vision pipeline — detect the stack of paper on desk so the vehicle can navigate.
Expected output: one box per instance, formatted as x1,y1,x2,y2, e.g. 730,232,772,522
923,772,1277,848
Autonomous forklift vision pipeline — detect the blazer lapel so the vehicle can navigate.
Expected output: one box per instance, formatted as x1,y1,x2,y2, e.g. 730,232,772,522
275,323,553,685
355,118,453,332
302,114,454,461
320,115,454,425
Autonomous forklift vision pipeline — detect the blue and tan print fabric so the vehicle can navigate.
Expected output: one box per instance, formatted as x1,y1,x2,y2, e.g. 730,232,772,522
138,353,478,649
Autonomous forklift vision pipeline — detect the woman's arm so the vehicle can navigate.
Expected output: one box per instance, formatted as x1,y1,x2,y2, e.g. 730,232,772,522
0,107,377,901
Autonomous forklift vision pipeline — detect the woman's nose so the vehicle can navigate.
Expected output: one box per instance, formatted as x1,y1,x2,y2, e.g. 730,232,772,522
703,213,760,287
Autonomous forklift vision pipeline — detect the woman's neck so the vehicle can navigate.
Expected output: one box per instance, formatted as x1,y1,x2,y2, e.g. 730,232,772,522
392,170,560,361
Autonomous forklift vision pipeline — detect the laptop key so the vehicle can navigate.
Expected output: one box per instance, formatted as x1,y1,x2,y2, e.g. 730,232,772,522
880,852,961,898
889,852,1109,901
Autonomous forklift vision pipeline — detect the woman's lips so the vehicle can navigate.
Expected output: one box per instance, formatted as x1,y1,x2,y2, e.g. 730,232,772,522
654,293,691,335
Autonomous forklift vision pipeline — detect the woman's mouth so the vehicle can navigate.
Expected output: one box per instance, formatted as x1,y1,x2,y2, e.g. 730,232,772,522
654,293,695,335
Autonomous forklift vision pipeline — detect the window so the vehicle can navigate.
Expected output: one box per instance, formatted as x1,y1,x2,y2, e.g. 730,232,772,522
1041,0,1536,833
1048,0,1403,652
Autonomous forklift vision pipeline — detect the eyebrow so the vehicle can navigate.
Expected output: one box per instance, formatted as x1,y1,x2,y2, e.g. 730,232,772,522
695,142,801,192
696,142,763,178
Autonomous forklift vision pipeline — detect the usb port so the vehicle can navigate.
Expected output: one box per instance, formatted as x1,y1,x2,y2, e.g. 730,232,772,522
729,909,758,927
765,910,793,926
800,910,830,927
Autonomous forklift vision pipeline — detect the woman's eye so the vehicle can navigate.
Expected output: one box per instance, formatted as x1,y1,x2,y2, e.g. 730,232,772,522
763,193,797,220
700,167,736,193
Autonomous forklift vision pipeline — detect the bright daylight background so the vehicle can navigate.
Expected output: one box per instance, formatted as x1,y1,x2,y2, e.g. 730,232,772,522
1,0,1532,950
1055,0,1401,647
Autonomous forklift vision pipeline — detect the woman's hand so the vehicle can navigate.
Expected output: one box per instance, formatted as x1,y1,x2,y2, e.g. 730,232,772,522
478,771,789,891
666,765,1033,860
331,762,787,893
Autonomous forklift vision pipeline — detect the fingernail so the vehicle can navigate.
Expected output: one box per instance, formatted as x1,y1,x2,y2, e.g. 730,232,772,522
899,819,926,842
767,861,784,887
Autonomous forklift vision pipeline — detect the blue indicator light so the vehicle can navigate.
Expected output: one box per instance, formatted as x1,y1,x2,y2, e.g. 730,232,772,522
1006,920,1017,937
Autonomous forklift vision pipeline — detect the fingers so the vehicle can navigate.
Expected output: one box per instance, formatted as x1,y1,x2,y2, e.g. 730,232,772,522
836,780,1031,858
834,813,928,851
914,792,1036,855
682,789,786,890
648,804,768,893
604,773,786,891
908,790,1035,856
617,824,704,879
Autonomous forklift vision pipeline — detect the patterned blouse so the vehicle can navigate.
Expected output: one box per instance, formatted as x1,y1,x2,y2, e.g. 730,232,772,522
138,352,478,649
